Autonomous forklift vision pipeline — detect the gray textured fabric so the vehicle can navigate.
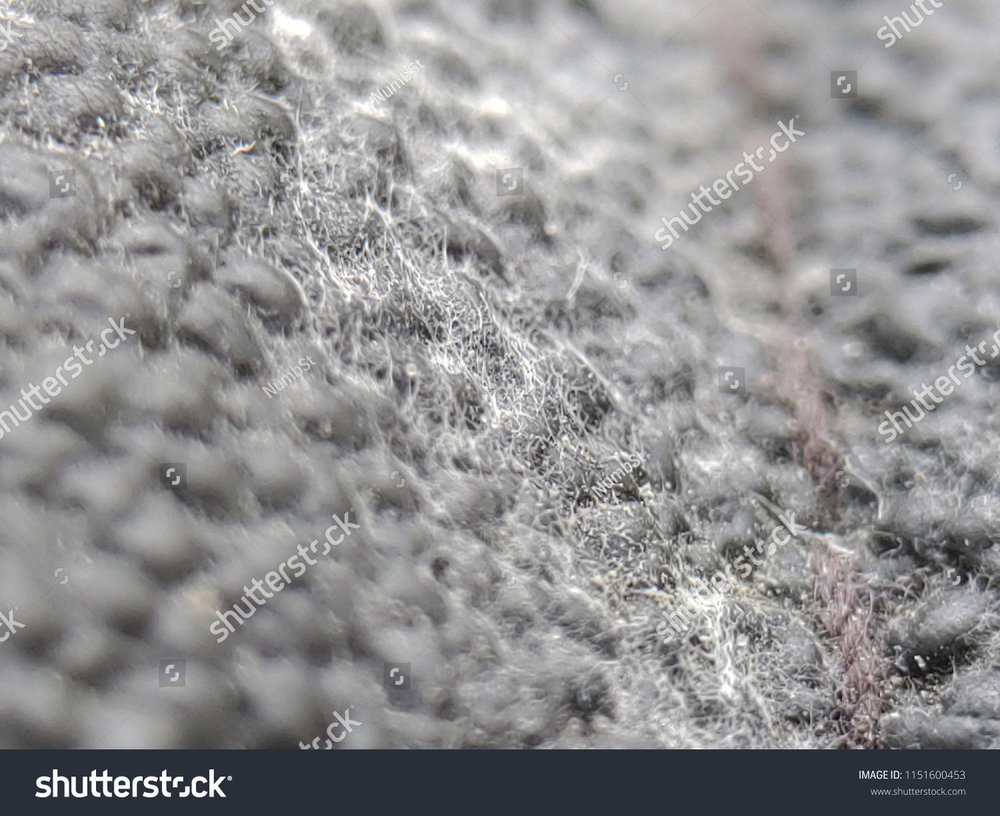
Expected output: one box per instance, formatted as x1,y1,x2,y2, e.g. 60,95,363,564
0,0,998,749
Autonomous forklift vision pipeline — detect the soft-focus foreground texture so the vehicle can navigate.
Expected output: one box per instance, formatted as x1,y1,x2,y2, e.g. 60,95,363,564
1,0,999,748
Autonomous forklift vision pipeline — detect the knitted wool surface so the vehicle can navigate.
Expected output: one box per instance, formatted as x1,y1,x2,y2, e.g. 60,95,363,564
0,0,999,748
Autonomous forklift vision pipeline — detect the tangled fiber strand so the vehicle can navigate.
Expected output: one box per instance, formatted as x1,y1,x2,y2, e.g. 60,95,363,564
712,0,888,746
813,542,889,748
